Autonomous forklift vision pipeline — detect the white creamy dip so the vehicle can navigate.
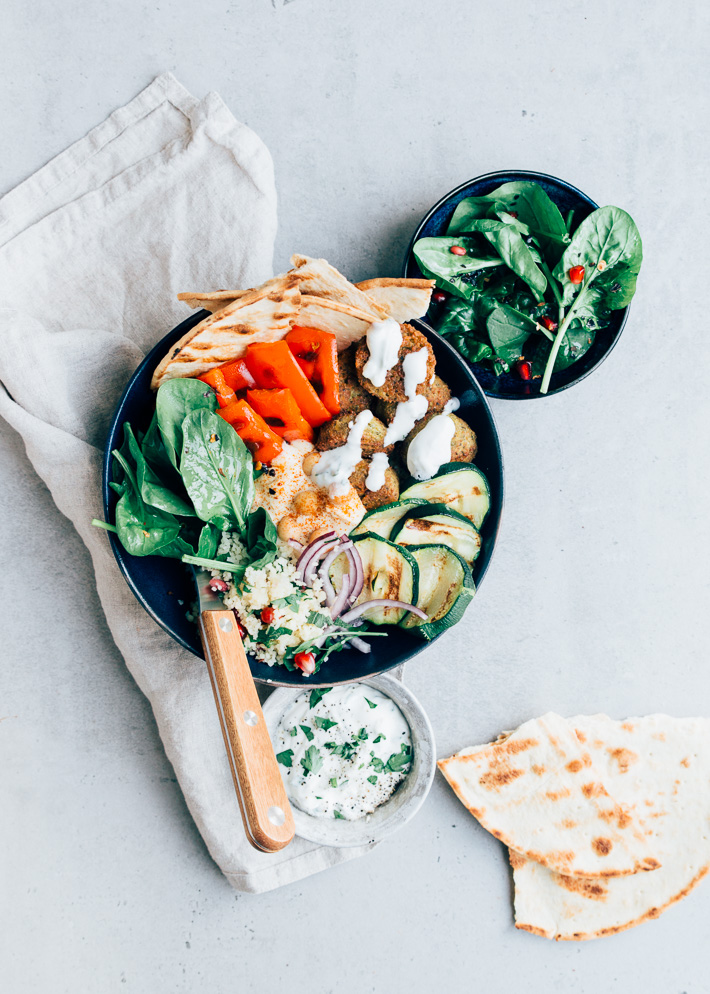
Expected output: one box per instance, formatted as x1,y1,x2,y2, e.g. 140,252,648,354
365,451,390,492
406,412,455,481
362,318,402,388
274,685,413,820
443,397,460,414
311,410,373,497
383,346,431,446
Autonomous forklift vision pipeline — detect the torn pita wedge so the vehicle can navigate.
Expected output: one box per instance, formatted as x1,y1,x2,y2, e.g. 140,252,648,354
438,712,660,878
296,295,380,352
152,275,301,389
355,278,435,323
511,714,710,940
176,289,247,313
290,255,389,320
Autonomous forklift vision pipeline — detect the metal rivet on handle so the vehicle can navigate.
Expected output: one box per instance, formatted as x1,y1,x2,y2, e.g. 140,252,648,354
218,618,233,632
243,710,258,726
267,806,286,826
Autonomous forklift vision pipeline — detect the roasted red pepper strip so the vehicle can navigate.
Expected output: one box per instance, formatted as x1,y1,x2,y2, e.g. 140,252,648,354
198,368,236,408
244,341,331,427
246,388,314,443
218,399,283,464
285,326,340,416
199,359,255,408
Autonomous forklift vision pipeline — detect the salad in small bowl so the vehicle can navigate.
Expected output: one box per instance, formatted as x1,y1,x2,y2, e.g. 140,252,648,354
98,255,503,684
404,170,643,399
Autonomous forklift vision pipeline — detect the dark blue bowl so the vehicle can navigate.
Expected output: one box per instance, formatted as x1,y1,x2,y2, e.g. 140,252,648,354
403,169,630,400
103,316,504,686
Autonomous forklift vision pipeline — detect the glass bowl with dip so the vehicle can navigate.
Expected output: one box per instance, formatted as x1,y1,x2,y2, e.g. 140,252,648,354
262,674,436,846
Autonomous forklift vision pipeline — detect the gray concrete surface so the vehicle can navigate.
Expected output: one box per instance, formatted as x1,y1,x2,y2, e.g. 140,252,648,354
2,1,710,991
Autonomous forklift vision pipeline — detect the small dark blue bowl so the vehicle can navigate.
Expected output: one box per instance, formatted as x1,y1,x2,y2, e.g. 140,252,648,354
403,169,630,400
103,316,504,687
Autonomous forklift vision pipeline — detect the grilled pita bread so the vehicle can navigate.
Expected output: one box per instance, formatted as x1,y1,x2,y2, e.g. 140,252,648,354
296,295,381,352
176,289,246,313
511,714,710,940
290,255,388,320
152,275,301,389
355,278,434,322
438,712,660,878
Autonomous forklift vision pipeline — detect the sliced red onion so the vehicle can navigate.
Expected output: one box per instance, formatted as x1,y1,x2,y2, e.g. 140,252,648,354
339,599,428,623
347,544,364,606
297,530,338,584
318,538,353,610
288,539,304,552
328,568,353,619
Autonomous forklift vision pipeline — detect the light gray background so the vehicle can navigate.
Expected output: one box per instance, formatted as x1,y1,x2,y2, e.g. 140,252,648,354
2,1,709,992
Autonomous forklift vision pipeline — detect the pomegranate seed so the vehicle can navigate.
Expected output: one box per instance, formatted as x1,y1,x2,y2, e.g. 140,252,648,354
432,290,447,303
231,610,246,638
449,245,466,256
294,651,316,676
568,265,585,285
516,360,532,381
540,315,558,332
260,606,275,625
208,577,229,594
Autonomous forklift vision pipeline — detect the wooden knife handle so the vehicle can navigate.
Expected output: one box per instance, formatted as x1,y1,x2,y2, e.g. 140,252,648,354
199,609,295,852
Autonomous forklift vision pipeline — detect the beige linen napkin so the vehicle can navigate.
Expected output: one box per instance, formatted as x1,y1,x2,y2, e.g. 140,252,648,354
0,73,374,892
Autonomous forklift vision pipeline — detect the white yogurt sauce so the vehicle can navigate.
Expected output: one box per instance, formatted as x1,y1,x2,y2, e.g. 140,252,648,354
406,412,455,481
274,685,413,820
362,318,402,388
443,397,460,414
365,451,389,492
311,410,373,497
383,347,431,446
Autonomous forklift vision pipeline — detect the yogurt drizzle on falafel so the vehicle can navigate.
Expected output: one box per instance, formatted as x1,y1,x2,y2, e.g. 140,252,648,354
384,347,431,446
406,398,461,481
311,410,374,497
362,318,403,388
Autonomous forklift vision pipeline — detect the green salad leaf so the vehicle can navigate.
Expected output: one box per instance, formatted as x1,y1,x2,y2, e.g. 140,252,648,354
156,378,217,469
180,409,254,531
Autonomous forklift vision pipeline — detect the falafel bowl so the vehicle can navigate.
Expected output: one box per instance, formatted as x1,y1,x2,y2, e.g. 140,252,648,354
99,256,503,684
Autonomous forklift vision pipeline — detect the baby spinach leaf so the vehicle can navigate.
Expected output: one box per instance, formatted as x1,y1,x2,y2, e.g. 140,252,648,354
156,378,217,469
124,424,196,517
553,206,642,306
413,236,503,294
141,411,174,474
180,409,254,531
111,449,184,557
241,507,279,572
462,220,547,301
485,304,533,364
197,522,222,559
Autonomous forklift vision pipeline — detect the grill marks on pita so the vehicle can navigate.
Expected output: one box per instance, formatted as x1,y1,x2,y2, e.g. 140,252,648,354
439,712,710,940
438,713,659,878
155,257,435,389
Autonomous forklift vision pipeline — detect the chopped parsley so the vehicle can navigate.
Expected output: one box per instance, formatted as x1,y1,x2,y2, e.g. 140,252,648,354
256,625,291,646
369,753,385,773
276,749,294,768
386,743,412,773
307,610,331,627
357,727,368,741
309,688,332,709
272,593,303,611
300,745,323,776
364,698,378,709
373,734,385,744
329,778,338,788
299,724,314,741
330,741,358,761
290,727,298,737
313,717,338,731
333,810,345,820
367,775,378,785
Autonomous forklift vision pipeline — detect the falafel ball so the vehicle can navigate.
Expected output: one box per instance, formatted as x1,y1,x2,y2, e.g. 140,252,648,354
354,323,435,402
337,345,372,415
402,412,477,464
375,375,452,424
316,413,393,455
349,459,400,510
